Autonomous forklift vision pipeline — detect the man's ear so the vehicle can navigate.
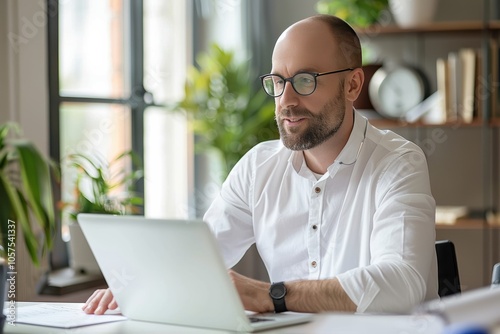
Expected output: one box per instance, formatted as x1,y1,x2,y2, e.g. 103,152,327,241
345,68,364,102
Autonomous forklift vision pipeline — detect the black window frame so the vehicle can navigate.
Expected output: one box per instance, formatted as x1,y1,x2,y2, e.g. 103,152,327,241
47,0,148,270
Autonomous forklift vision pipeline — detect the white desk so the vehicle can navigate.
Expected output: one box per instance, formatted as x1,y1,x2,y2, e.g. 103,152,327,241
4,302,450,334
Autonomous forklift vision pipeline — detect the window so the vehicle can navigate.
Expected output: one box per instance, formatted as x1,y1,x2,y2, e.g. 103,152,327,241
48,0,190,268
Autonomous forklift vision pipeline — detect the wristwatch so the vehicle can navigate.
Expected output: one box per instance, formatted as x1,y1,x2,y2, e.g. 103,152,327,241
269,281,287,313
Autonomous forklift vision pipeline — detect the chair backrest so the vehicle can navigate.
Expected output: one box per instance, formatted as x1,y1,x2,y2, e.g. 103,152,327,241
492,262,500,287
435,240,461,297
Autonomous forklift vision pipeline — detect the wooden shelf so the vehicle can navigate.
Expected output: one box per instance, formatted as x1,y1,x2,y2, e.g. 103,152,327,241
488,21,500,30
436,216,500,229
356,21,500,36
436,218,487,229
368,118,485,129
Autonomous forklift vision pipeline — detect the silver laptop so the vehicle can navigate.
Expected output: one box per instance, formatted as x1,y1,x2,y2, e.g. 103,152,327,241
77,214,312,332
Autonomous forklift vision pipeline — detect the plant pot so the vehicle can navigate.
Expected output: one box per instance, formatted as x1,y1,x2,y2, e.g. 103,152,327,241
389,0,438,28
68,222,101,275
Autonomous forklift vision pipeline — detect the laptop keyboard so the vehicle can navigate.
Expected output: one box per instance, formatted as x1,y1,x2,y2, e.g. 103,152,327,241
248,316,274,323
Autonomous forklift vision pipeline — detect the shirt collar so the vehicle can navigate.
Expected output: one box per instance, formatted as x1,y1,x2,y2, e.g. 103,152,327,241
328,110,367,172
288,110,367,178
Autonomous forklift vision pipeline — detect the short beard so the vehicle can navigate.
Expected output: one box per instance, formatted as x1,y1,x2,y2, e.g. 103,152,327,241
277,91,346,151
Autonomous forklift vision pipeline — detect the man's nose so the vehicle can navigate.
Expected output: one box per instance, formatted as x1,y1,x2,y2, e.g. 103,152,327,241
279,81,299,109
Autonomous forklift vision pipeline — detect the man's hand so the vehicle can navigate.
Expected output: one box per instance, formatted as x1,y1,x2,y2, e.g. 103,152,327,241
228,270,274,313
82,289,118,315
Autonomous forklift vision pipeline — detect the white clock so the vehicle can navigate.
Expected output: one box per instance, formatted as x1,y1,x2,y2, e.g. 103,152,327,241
368,66,426,119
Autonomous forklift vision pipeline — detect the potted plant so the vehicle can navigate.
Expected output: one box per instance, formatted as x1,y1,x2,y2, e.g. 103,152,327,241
60,150,143,274
173,43,278,179
0,122,57,331
315,0,389,28
0,122,57,263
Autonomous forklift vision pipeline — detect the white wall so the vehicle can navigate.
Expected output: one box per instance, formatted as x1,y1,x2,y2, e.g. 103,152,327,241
0,0,10,124
1,0,50,152
0,0,51,300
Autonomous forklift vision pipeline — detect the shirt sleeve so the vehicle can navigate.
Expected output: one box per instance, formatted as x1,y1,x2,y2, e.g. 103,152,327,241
203,149,256,268
337,149,437,314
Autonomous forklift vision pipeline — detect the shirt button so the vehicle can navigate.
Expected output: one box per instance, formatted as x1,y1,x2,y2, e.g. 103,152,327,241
314,187,321,193
312,225,317,230
311,261,317,268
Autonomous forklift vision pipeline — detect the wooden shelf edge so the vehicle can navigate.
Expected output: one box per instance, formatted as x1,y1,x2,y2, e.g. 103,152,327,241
356,20,500,36
369,118,485,128
436,218,488,229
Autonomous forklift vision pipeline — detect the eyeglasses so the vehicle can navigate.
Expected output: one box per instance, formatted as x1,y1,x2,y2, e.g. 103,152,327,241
260,68,354,97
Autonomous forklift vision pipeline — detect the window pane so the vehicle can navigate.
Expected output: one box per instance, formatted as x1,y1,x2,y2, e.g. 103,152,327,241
144,107,190,218
59,0,129,98
59,102,132,239
143,0,187,104
143,0,190,219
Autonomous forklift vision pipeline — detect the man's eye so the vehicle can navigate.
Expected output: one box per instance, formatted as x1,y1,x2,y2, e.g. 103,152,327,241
274,78,284,86
295,75,314,86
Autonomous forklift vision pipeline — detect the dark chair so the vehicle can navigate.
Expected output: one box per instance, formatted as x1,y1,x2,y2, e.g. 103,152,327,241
435,240,461,297
492,262,500,287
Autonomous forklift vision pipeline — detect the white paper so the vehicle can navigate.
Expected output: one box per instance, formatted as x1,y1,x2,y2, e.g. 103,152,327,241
11,303,126,328
416,286,500,328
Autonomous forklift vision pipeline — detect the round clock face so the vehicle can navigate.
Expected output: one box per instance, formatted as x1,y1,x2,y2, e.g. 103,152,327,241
368,67,426,119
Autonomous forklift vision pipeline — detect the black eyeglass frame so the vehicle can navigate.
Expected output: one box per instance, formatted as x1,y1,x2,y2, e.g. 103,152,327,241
259,68,354,97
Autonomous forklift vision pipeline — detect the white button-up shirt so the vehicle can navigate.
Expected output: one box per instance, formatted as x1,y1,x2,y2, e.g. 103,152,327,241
204,111,438,313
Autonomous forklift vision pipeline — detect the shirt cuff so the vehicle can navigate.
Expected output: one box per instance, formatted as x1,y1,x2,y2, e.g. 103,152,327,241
337,268,380,313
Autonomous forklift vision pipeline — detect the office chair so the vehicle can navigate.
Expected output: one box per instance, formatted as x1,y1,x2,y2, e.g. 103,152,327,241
492,262,500,287
435,240,461,297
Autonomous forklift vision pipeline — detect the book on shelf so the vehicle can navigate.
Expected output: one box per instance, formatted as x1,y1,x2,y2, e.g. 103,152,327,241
474,44,484,121
447,51,460,122
460,48,476,123
436,57,449,123
434,48,480,124
490,37,500,121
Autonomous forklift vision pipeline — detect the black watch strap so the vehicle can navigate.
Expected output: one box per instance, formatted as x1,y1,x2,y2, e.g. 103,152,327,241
269,281,287,313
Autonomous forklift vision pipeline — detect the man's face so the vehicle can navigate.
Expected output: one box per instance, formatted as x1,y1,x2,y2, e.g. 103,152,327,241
276,84,346,151
271,20,349,151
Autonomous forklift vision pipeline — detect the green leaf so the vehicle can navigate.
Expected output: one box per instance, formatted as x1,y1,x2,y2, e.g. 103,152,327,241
170,43,279,177
61,150,144,217
315,0,389,27
0,122,57,265
0,173,40,265
14,140,56,251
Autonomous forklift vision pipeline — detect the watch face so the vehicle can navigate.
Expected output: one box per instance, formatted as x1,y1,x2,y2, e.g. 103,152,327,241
270,283,286,299
369,67,426,119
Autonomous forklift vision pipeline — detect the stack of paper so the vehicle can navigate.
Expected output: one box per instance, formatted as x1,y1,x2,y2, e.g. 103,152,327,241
415,286,500,328
11,303,126,329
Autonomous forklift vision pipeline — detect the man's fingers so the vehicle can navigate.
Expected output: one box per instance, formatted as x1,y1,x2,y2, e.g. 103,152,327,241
82,290,99,310
108,299,118,310
83,289,115,314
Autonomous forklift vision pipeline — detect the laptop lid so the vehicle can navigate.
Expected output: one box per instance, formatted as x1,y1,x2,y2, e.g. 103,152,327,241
77,214,311,332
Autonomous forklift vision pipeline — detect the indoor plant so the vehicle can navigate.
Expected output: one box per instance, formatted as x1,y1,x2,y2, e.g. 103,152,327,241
0,122,57,265
60,150,143,274
173,43,278,178
315,0,389,28
62,151,144,219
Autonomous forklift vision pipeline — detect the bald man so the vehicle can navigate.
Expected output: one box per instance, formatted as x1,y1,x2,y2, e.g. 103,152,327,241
83,14,438,315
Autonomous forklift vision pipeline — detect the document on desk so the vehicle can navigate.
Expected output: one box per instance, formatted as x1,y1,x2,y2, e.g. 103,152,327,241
12,303,127,328
416,286,500,328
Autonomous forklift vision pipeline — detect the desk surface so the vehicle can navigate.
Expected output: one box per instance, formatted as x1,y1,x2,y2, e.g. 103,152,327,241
3,302,451,334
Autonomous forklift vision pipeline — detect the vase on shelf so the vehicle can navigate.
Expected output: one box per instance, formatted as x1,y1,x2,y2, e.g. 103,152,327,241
389,0,438,28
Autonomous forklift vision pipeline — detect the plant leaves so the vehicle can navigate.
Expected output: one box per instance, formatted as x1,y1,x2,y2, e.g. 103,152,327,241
172,43,279,176
14,140,56,253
